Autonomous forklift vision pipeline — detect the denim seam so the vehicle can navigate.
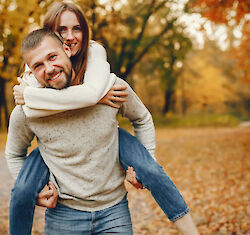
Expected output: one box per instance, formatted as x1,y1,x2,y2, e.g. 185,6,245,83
169,207,190,222
90,212,94,233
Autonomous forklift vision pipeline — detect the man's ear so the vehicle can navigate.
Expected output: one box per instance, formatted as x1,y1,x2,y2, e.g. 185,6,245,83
63,44,72,58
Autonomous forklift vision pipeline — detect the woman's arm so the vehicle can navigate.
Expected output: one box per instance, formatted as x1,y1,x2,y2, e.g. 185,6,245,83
17,42,117,117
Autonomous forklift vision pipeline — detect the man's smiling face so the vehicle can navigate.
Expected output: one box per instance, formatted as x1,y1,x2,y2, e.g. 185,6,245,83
23,36,73,90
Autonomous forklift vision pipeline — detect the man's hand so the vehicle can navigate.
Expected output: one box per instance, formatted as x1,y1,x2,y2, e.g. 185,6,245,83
126,167,144,189
37,181,58,208
13,77,29,105
98,85,128,109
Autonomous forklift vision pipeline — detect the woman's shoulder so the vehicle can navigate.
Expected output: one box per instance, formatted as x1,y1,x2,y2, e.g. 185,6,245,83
88,40,107,60
89,40,105,48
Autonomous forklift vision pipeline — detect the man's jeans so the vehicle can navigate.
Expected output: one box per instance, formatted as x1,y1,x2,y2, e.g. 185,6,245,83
45,197,132,235
9,128,189,235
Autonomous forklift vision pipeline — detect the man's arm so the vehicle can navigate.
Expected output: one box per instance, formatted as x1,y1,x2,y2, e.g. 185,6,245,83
5,106,35,179
5,107,59,208
118,79,156,158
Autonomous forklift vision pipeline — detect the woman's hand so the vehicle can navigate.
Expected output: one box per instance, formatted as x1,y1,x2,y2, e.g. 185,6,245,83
98,85,129,109
13,77,29,105
126,167,144,189
37,181,58,208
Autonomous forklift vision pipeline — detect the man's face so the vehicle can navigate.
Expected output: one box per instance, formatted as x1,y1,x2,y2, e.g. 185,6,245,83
23,36,73,90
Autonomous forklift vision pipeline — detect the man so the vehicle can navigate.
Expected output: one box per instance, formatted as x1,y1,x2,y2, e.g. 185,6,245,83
5,29,155,234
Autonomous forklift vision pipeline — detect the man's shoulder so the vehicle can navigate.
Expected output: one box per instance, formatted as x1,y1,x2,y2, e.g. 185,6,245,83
114,77,135,97
114,77,129,87
10,106,26,121
8,106,33,133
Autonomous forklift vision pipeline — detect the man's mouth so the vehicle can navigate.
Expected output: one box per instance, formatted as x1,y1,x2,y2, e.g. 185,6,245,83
49,71,62,81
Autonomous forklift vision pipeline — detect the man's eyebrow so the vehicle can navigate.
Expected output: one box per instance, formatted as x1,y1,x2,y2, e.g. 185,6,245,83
47,52,57,57
31,61,42,69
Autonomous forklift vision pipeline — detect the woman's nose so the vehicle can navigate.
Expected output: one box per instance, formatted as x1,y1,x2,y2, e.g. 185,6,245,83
65,29,74,41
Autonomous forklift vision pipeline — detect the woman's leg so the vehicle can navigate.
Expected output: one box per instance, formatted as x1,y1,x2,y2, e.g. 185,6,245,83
9,147,50,235
118,128,199,234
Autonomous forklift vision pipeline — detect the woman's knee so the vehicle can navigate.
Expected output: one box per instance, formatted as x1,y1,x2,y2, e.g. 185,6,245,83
11,182,37,205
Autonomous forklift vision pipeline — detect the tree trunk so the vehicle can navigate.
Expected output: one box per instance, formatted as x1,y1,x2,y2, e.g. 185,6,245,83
162,89,173,114
0,77,9,129
179,71,186,116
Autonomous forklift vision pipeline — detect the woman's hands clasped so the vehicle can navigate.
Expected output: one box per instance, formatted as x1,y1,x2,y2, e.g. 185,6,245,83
98,85,129,108
13,77,29,105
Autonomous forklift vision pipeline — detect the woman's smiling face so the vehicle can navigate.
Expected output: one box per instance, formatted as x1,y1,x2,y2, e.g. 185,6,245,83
57,10,83,56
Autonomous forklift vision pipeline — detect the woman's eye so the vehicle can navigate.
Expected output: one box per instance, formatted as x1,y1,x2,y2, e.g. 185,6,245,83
58,27,66,32
74,26,81,31
72,26,82,33
58,28,67,36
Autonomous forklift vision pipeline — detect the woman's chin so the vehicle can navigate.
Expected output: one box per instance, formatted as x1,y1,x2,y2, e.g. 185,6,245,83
70,47,80,57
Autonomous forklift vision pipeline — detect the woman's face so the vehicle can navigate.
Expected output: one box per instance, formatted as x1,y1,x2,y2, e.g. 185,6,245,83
57,10,83,56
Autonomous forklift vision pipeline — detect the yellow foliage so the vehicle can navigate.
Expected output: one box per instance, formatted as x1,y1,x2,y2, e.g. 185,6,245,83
175,48,239,114
0,0,47,79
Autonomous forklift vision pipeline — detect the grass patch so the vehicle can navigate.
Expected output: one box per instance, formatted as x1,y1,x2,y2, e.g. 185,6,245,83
153,114,241,127
118,113,242,128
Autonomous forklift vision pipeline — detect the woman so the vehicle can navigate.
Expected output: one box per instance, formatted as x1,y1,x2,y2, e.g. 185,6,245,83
11,2,199,235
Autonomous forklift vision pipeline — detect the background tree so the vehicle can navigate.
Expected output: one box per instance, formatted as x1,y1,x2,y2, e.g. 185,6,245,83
79,0,193,114
0,0,51,129
185,0,250,82
152,28,192,113
185,0,250,117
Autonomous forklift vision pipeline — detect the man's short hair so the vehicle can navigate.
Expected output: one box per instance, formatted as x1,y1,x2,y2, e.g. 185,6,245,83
21,28,63,57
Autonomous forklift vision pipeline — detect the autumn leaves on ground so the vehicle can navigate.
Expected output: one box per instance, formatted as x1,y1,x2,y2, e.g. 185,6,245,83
0,127,249,235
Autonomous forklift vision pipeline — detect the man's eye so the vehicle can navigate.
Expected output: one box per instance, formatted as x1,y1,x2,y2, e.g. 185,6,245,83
49,55,56,60
34,64,41,69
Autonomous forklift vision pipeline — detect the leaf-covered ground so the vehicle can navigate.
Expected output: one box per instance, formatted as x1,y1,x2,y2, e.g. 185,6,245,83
0,127,249,234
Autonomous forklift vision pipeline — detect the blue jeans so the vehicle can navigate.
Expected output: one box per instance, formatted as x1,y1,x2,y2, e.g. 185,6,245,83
9,128,189,235
45,197,132,235
9,148,50,235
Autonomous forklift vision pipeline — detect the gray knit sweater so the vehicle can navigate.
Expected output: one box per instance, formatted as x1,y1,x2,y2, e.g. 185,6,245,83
5,77,155,211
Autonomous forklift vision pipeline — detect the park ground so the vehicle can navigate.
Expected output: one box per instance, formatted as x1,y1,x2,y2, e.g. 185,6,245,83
0,126,249,235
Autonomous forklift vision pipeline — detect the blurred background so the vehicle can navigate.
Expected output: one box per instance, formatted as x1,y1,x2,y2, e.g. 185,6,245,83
0,0,249,129
0,1,249,234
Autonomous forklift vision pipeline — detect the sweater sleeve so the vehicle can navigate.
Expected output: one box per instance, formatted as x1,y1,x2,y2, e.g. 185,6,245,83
117,79,156,159
22,41,115,118
5,106,35,179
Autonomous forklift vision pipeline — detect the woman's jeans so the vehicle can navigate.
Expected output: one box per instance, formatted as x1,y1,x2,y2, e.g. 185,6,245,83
9,128,189,235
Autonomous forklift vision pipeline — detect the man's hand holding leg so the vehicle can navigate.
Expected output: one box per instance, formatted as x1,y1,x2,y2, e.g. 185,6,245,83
37,182,58,208
126,167,144,189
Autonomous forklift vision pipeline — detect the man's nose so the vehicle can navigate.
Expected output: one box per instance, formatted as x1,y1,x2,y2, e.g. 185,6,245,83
45,63,54,74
